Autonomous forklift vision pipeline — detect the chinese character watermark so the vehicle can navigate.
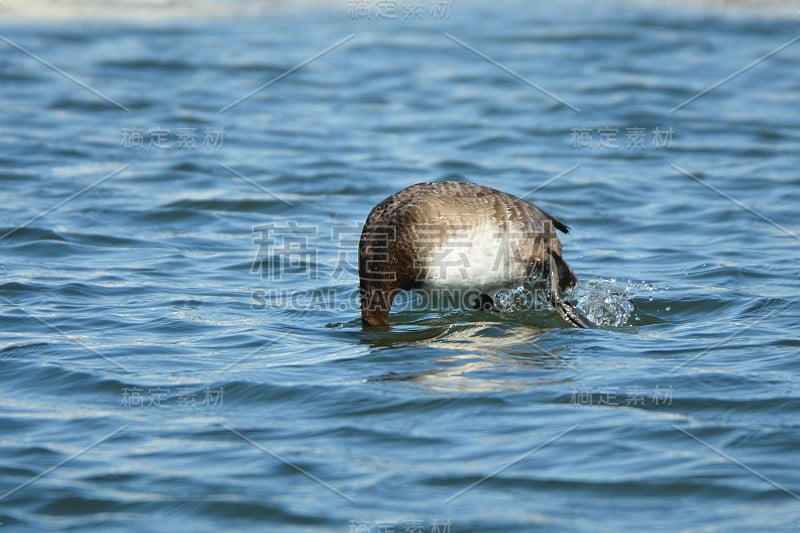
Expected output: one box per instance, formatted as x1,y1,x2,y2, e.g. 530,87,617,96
251,222,319,281
569,126,673,150
249,220,568,313
120,126,225,150
331,223,362,280
347,518,452,533
570,385,673,407
121,386,225,410
347,0,452,21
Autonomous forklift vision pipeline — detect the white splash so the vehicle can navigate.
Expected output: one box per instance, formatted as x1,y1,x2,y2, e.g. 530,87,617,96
573,278,637,327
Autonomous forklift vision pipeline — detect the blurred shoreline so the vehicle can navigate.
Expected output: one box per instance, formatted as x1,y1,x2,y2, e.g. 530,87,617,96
0,0,305,21
0,0,797,21
629,0,796,17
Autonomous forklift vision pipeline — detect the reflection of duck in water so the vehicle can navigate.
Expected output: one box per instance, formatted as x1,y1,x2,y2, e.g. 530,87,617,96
358,181,591,328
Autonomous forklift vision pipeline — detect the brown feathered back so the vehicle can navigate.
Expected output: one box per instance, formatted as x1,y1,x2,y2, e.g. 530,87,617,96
358,181,587,328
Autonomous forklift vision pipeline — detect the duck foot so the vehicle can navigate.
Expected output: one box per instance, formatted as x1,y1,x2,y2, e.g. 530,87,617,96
472,293,495,312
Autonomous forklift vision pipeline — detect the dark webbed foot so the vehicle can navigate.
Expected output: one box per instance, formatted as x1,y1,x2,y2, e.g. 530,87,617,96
472,293,494,312
548,253,592,328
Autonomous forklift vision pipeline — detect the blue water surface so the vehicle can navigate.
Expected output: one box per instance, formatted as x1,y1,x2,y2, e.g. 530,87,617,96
1,1,799,531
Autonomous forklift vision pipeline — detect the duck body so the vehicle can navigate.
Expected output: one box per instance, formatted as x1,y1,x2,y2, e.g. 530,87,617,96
358,181,589,328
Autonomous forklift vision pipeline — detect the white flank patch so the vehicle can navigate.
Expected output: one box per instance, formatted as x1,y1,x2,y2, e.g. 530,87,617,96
421,221,530,290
